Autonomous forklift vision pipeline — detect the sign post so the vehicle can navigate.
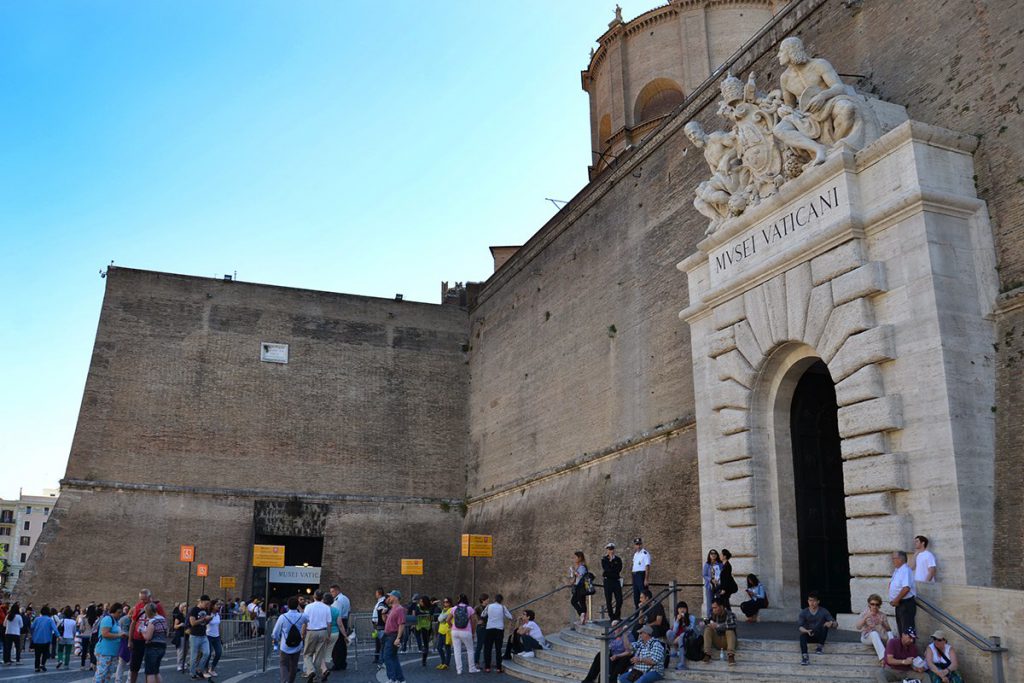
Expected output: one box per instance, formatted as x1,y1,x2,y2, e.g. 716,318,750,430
401,559,423,599
197,563,209,595
180,545,196,609
219,576,236,605
460,535,493,601
253,545,285,673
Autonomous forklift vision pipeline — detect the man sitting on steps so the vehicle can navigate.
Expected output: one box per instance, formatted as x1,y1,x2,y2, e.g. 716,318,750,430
618,625,666,683
701,598,737,665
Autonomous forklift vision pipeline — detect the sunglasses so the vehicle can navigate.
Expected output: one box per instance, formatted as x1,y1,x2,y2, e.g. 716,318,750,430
869,602,881,607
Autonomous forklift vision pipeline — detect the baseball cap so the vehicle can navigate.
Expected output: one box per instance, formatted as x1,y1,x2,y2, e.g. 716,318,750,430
389,590,402,599
639,625,654,635
904,626,917,639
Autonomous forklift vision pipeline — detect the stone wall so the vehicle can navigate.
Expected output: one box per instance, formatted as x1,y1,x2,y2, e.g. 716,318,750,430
16,267,470,607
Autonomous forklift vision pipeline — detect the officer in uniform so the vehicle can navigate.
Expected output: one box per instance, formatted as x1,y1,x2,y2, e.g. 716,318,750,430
631,537,651,610
601,543,623,620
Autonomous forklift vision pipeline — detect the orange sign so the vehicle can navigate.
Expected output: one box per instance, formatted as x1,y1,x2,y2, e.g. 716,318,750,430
401,559,424,576
460,534,493,558
180,545,195,562
219,576,236,589
196,563,209,577
253,544,286,568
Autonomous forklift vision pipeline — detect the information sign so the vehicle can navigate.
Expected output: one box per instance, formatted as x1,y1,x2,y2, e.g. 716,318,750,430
401,559,424,575
253,544,286,568
460,534,493,558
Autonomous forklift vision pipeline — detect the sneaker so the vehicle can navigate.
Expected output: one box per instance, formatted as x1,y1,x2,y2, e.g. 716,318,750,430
519,652,534,658
801,654,809,666
496,668,504,673
727,653,736,666
815,645,823,654
701,654,711,664
469,668,481,673
484,668,491,673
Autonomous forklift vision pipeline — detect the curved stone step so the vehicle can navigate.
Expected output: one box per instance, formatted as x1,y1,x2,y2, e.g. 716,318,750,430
564,625,874,656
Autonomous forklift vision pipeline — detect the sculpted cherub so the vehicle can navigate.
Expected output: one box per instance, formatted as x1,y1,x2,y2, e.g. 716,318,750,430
684,121,750,234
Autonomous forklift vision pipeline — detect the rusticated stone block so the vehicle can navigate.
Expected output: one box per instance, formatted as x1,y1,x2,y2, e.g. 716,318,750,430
762,274,789,344
743,286,774,352
719,457,753,481
714,431,750,464
830,325,896,382
722,507,756,528
785,261,813,343
716,349,755,388
842,432,887,460
714,297,746,330
708,325,737,358
716,477,755,510
832,261,888,306
849,553,896,578
718,407,750,435
835,364,885,407
733,319,763,368
712,379,750,411
845,491,896,518
847,514,910,554
717,525,757,556
811,239,866,285
838,395,903,438
818,297,875,362
843,453,908,494
803,283,834,349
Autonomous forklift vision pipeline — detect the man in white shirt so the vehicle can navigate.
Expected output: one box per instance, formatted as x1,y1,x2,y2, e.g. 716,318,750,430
910,536,937,584
888,550,916,636
631,537,652,610
301,591,333,683
513,610,546,657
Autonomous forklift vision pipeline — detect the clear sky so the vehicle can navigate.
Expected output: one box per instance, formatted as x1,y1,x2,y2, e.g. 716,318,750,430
0,1,649,499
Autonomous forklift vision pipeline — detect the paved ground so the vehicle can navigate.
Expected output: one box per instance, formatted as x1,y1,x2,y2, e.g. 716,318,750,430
0,642,515,683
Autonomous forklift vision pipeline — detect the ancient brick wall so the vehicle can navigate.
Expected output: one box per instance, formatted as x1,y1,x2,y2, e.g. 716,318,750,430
467,0,1024,599
17,268,470,607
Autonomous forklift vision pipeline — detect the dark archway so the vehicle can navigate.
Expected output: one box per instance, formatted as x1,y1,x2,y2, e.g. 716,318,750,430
790,359,851,613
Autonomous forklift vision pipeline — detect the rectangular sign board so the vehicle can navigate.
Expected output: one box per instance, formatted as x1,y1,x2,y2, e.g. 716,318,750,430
219,576,236,589
196,563,209,577
179,545,195,562
252,544,286,568
268,566,322,584
460,534,493,558
401,559,424,575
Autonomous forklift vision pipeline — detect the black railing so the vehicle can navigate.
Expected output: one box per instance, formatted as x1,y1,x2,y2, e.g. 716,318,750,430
916,595,1007,683
597,580,682,683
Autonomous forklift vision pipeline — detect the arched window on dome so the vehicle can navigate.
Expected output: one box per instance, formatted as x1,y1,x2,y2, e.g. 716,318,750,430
633,78,685,125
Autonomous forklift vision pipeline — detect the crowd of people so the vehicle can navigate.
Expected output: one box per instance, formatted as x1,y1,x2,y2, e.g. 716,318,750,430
0,533,965,683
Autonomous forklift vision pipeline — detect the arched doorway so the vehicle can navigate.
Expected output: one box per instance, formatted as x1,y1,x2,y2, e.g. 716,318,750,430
790,360,851,613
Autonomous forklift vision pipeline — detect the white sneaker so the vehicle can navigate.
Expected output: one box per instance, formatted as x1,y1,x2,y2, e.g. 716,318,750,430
520,652,535,658
469,668,481,673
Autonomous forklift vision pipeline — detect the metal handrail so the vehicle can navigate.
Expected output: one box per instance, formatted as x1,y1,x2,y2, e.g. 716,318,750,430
598,580,680,683
508,583,574,613
916,595,1007,683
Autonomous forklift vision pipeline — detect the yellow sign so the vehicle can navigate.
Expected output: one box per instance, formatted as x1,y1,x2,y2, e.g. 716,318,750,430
179,545,195,562
219,576,236,589
460,534,493,558
401,559,424,576
196,563,209,577
253,544,286,568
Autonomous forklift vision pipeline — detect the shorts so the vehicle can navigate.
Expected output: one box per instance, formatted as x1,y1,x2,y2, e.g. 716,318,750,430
143,644,166,675
130,641,147,672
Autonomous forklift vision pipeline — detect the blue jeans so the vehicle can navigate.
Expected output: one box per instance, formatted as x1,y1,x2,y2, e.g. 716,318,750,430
190,633,210,676
619,670,662,683
207,636,222,670
381,637,404,682
435,634,451,667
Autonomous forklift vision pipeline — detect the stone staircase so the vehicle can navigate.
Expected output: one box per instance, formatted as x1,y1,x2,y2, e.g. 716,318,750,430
504,621,884,683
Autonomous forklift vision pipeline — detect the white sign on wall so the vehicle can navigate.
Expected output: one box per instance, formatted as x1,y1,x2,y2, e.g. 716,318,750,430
268,565,321,584
260,342,289,364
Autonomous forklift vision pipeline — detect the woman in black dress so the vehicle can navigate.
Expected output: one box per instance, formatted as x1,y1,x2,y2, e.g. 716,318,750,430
715,549,738,607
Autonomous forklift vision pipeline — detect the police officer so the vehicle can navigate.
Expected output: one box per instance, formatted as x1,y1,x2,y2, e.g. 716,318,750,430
601,543,623,620
631,537,651,610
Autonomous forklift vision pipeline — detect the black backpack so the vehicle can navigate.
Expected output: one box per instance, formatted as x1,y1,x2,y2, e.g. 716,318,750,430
284,614,302,648
453,604,470,629
582,570,597,596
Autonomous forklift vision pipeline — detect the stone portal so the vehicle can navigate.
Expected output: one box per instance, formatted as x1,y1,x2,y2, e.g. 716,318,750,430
679,120,998,616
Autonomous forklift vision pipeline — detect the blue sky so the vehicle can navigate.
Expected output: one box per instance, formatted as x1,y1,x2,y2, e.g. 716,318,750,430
0,1,646,499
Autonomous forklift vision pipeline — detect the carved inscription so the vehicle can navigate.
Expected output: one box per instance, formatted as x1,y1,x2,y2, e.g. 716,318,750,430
710,184,843,283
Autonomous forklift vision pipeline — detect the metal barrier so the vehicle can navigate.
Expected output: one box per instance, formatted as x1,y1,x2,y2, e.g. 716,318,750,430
916,595,1008,683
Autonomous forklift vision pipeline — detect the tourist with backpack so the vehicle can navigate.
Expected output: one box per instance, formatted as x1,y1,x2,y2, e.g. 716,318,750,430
272,597,308,683
449,594,479,674
569,551,593,625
